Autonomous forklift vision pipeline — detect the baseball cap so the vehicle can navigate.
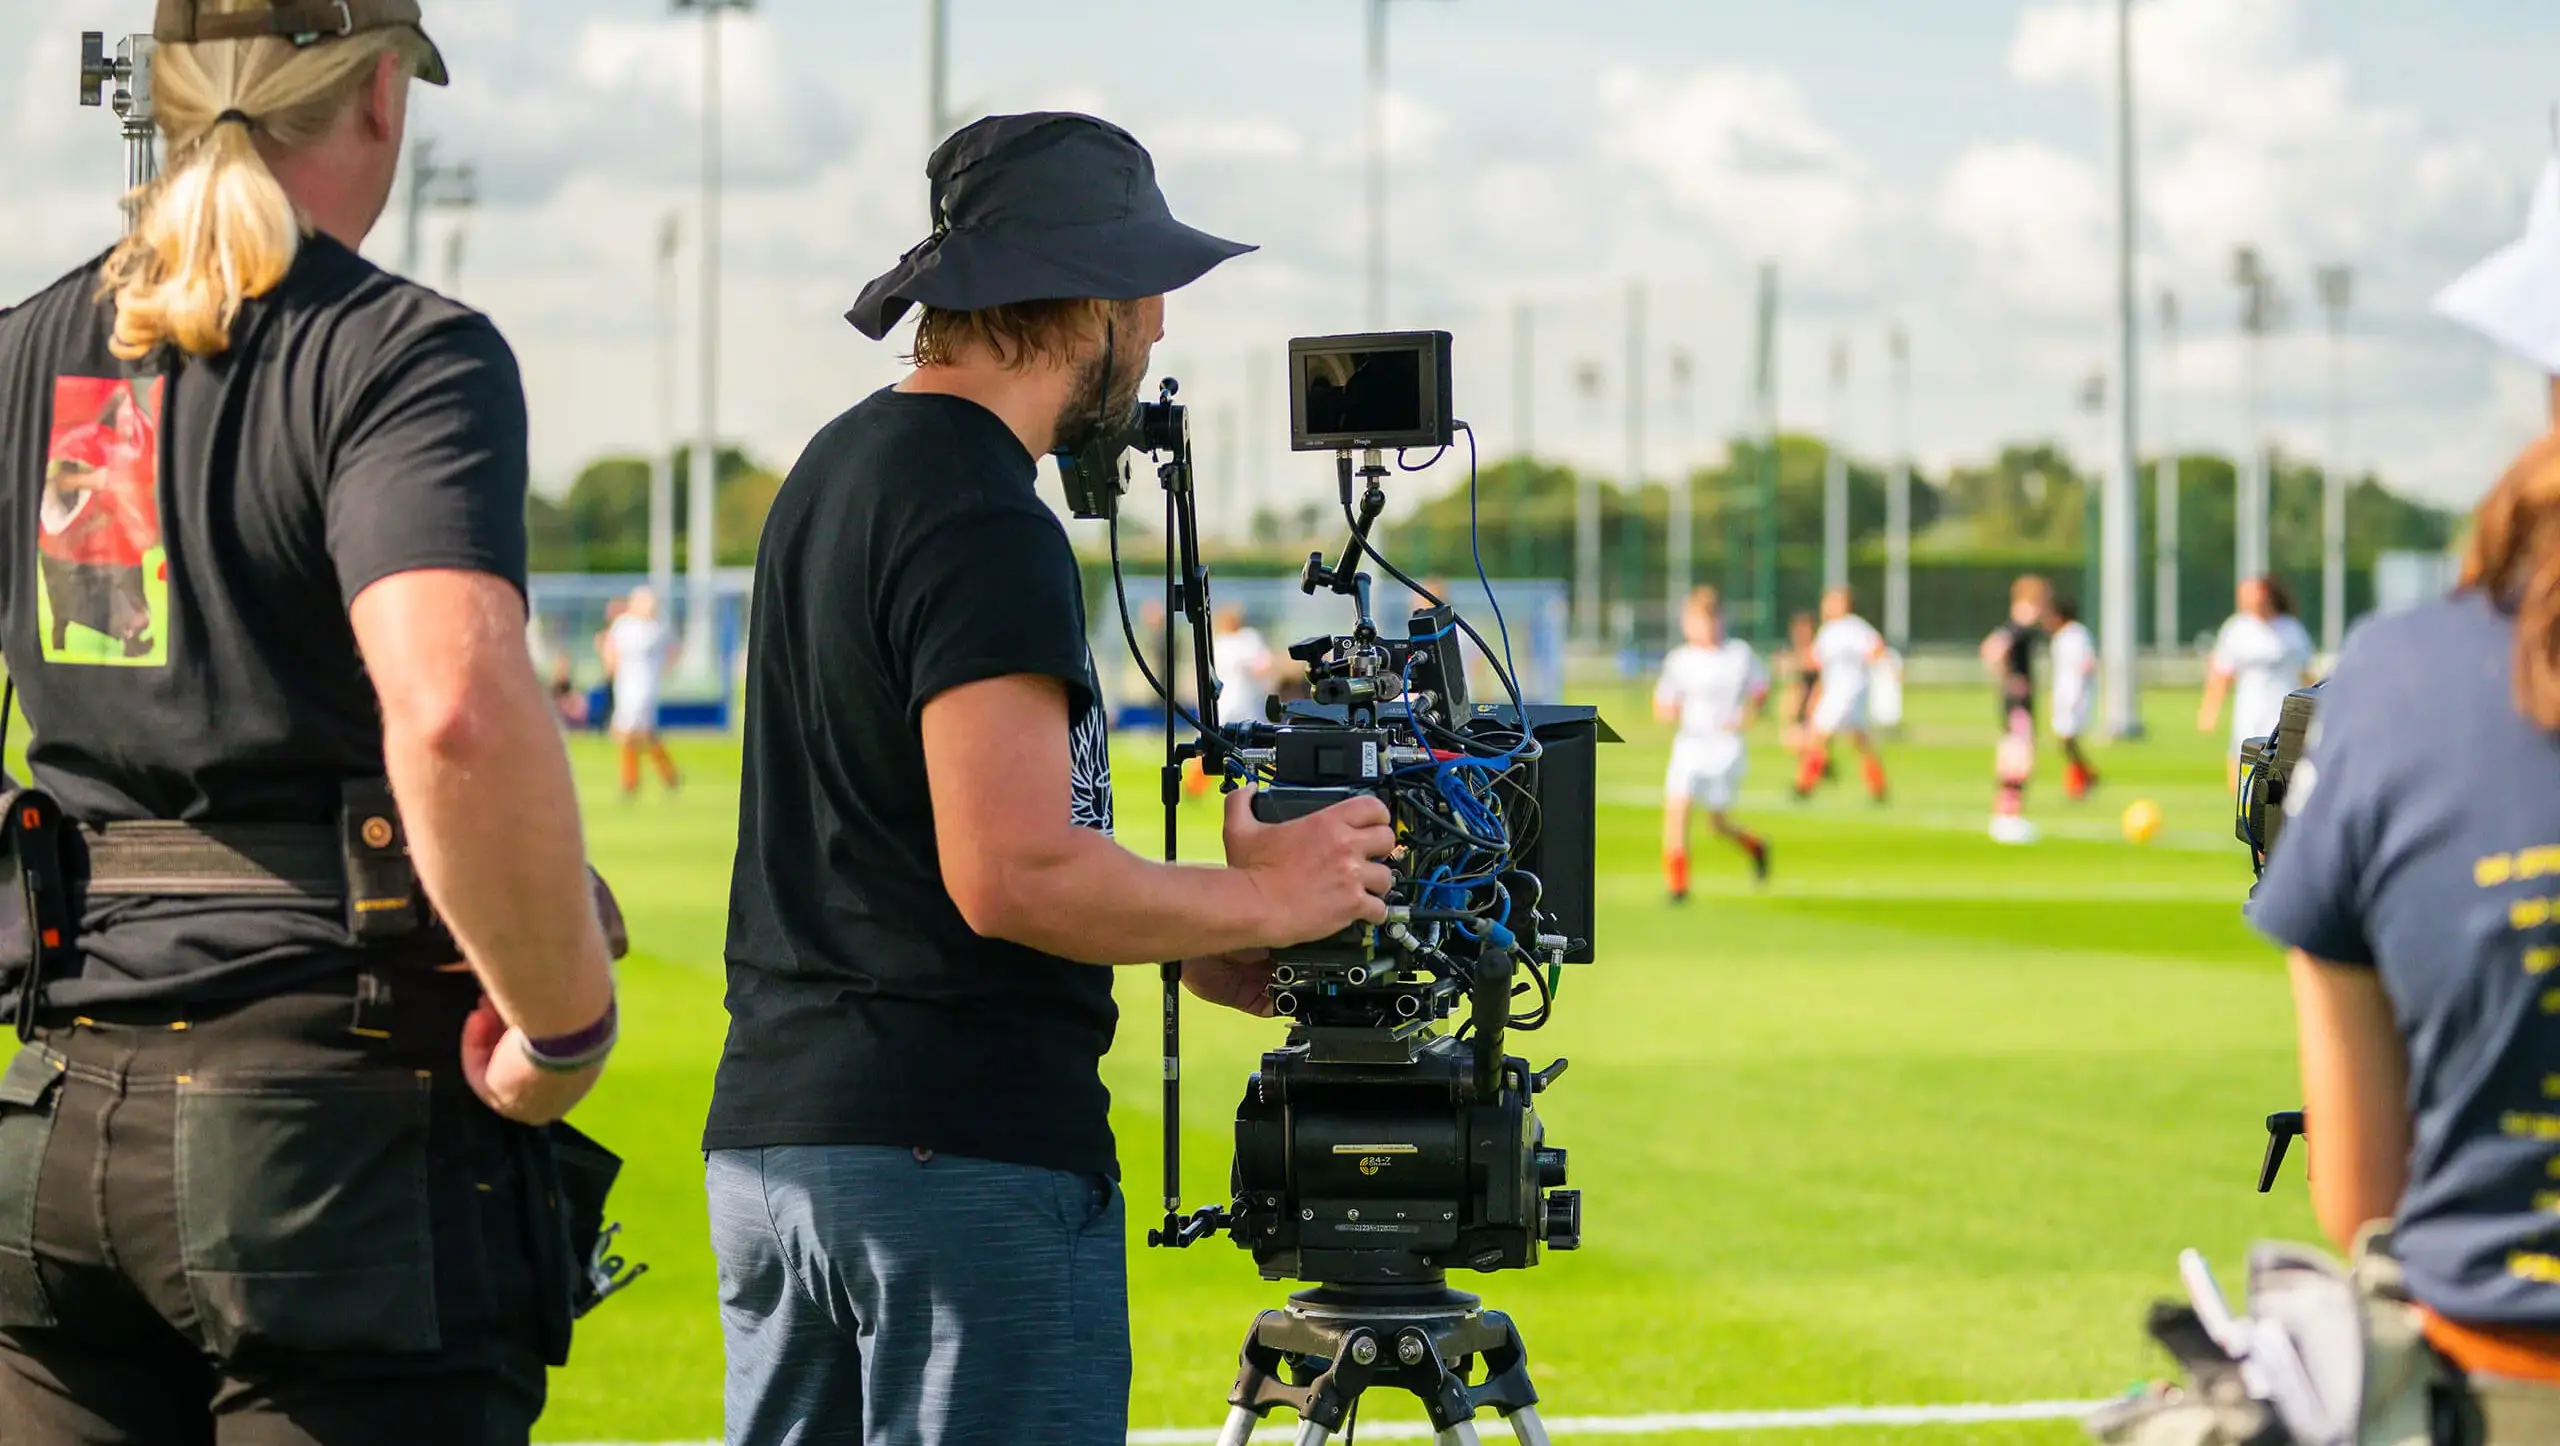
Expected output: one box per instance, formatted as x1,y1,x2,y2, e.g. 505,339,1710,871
154,0,450,86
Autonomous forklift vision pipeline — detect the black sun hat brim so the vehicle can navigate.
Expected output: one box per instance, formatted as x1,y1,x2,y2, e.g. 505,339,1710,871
847,214,1255,340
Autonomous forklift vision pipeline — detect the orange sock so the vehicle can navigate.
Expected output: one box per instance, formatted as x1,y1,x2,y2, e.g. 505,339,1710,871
619,742,640,794
1862,755,1888,800
1794,747,1826,794
1665,851,1690,896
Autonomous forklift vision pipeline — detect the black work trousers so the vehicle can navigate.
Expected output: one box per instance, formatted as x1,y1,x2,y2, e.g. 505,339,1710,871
0,970,566,1445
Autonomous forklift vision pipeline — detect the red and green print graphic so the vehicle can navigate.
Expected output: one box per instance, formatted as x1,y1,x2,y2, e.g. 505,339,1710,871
39,376,166,667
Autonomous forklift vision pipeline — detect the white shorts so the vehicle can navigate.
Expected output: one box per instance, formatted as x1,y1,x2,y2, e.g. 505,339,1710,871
610,687,661,735
1666,736,1746,810
1810,687,1869,736
2051,693,2092,740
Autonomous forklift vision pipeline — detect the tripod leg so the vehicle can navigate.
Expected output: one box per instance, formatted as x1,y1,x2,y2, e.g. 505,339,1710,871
1215,1406,1262,1446
1433,1423,1484,1446
1294,1419,1334,1446
1503,1406,1553,1446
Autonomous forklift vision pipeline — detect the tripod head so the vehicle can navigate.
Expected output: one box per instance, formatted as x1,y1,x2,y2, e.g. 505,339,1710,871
78,32,161,227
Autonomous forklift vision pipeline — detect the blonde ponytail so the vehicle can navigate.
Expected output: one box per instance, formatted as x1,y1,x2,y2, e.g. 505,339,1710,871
97,13,432,360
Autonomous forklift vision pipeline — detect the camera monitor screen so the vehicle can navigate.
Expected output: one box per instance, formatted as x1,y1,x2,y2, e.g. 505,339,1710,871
1289,331,1455,452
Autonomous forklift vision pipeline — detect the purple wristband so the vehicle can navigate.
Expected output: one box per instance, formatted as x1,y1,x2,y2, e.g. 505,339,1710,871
520,999,618,1074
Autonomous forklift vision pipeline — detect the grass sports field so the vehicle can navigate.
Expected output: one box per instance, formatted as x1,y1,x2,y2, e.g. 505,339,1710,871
536,677,2308,1444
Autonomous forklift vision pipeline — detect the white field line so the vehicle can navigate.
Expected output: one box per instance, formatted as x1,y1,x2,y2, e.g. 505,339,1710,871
567,1397,2107,1445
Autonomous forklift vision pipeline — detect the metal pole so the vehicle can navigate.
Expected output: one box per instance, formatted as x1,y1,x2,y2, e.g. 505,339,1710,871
652,213,680,604
678,3,744,684
2317,266,2353,653
925,0,949,151
1753,263,1779,646
405,139,430,278
1625,282,1647,640
2233,248,2273,586
1512,300,1534,461
1668,349,1695,628
1365,0,1387,328
1574,360,1601,646
81,33,161,230
1822,336,1848,594
1886,324,1910,650
2103,0,2143,737
2156,290,2181,650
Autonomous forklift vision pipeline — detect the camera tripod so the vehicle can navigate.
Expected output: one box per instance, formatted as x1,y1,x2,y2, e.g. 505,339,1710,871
1211,1282,1552,1446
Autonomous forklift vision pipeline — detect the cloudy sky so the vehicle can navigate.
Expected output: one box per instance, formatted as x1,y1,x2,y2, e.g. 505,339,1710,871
6,0,2557,527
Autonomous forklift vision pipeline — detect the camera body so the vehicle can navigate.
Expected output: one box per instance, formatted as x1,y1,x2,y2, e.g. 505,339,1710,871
1217,602,1602,1282
2237,682,2325,882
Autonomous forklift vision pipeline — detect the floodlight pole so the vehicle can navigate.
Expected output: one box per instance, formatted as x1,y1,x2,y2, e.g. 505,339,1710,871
2233,246,2277,584
2316,266,2353,654
675,0,752,685
1668,347,1696,627
653,213,682,604
1573,360,1602,646
1822,336,1849,595
1363,0,1451,328
2156,290,2182,650
1511,299,1535,461
1886,324,1911,651
1751,263,1780,647
1624,281,1647,639
925,0,950,150
402,140,478,280
2102,0,2143,736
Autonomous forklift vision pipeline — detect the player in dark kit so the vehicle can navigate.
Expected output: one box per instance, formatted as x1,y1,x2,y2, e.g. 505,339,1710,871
0,5,623,1442
1980,574,2049,844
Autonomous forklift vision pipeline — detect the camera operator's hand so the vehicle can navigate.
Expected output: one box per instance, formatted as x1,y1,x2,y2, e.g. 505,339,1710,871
460,996,602,1126
1223,788,1397,946
1182,948,1279,1017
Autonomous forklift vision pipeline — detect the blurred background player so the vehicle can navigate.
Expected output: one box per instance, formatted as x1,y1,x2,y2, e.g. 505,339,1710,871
1655,587,1771,899
1981,575,2047,843
600,585,681,798
1778,610,1820,754
1212,606,1275,726
2046,596,2099,800
1796,586,1889,803
2198,575,2316,791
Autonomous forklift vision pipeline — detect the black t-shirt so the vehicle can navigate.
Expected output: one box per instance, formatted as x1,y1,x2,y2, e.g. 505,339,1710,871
1993,621,2037,712
2251,594,2560,1326
705,389,1120,1177
0,238,529,1009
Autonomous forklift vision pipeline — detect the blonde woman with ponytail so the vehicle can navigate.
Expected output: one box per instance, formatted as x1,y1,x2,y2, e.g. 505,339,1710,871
0,5,620,1441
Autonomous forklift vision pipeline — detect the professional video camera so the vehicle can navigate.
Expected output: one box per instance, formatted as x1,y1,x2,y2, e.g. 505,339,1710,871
2235,682,2323,1193
1059,331,1606,1446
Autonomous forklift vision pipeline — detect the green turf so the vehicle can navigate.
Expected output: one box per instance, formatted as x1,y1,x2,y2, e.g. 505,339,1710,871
538,681,2307,1443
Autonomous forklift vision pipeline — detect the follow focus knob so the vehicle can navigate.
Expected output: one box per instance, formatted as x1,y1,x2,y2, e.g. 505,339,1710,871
1541,1189,1581,1251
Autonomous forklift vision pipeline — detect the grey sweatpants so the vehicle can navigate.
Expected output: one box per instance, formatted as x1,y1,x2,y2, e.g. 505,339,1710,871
707,1145,1129,1446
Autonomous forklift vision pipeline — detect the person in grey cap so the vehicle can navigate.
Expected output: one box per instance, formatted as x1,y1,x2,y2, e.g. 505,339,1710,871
704,112,1397,1446
0,1,623,1444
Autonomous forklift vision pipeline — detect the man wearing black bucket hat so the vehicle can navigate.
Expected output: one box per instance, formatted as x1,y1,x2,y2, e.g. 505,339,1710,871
704,113,1397,1445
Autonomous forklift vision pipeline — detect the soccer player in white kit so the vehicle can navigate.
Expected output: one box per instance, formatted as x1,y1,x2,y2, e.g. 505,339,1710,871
1794,587,1891,803
2198,575,2316,792
2045,596,2099,800
1655,588,1771,899
601,585,682,799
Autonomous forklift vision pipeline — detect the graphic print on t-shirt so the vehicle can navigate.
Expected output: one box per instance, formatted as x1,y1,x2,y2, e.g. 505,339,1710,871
39,376,166,667
1069,660,1116,835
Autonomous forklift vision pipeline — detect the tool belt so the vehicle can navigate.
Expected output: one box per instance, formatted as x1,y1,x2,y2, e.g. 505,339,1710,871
2085,1229,2560,1446
6,779,462,1041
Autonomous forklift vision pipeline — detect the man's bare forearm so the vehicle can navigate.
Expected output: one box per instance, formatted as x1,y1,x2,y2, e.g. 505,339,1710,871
972,830,1278,965
357,572,615,1037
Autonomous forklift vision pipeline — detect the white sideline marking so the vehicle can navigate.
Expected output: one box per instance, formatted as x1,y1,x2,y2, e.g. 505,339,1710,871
568,1398,2105,1446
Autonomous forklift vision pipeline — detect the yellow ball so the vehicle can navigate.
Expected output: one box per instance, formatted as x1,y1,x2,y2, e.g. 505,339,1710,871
2122,798,2164,845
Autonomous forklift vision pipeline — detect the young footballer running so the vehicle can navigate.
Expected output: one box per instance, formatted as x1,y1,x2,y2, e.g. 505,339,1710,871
1655,587,1771,898
1981,574,2048,843
1796,587,1890,803
2045,596,2099,799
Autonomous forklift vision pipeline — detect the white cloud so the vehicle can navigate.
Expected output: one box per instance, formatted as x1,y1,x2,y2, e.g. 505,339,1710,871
1596,65,1873,278
1934,140,2110,319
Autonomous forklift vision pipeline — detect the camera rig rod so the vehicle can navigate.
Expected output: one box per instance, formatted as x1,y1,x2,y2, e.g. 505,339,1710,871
1304,449,1390,599
1142,379,1236,1249
79,33,160,232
